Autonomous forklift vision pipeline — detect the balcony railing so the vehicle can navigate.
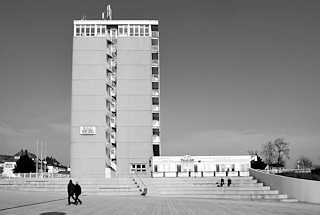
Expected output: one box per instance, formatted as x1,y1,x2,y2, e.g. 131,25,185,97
152,135,160,143
152,59,159,66
152,120,160,127
152,31,159,38
152,105,160,112
106,63,112,71
110,117,116,128
152,89,160,96
152,74,159,82
151,45,158,52
110,88,116,97
106,47,112,57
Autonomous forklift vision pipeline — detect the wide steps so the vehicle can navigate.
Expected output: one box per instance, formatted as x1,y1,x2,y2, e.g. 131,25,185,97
155,194,288,200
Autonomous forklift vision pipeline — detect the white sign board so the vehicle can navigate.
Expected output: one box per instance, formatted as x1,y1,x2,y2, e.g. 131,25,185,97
80,126,96,135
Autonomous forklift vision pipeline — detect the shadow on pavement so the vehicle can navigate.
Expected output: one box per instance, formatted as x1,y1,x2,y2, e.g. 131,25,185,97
40,212,66,215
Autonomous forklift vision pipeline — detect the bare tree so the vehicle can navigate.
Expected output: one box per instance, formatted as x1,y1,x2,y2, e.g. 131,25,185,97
296,157,312,169
261,141,276,166
273,138,290,167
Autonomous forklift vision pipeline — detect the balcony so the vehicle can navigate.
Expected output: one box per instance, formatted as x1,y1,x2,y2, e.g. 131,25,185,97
152,135,160,143
110,147,116,160
152,105,160,112
152,89,160,96
110,103,116,113
152,31,159,38
111,60,117,68
106,47,112,57
106,63,112,72
152,59,159,66
110,117,116,128
152,120,160,128
152,74,159,82
151,45,158,52
110,73,116,82
110,161,117,171
110,88,116,98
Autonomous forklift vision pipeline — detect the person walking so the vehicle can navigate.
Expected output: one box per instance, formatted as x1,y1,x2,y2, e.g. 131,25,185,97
67,180,75,205
227,178,232,187
74,182,82,205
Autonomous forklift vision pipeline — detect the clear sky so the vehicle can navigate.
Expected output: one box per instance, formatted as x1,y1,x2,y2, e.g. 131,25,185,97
0,0,320,167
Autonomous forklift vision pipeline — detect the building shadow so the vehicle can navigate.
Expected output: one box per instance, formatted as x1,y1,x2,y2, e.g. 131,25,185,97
39,212,66,215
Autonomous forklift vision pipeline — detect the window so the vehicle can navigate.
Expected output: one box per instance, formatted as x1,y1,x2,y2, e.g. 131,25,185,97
106,100,111,111
129,25,134,36
152,82,159,90
105,131,110,142
90,25,95,36
124,25,128,35
134,25,139,36
140,25,144,36
153,128,160,136
152,67,159,75
152,53,159,60
86,26,90,36
154,164,158,172
81,27,85,36
131,163,147,172
145,25,149,36
76,27,80,36
152,113,159,121
152,97,159,105
151,25,159,31
106,115,110,125
153,145,160,156
151,39,158,46
194,164,198,172
118,26,123,35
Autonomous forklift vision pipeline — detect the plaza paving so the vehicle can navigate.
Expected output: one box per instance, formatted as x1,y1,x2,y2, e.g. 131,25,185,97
0,190,320,215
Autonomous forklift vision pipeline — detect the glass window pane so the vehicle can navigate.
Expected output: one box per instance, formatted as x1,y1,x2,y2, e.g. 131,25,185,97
140,25,144,36
134,25,139,36
145,25,149,36
124,25,128,35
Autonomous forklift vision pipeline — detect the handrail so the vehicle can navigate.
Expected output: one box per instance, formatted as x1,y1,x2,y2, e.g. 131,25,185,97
151,170,249,177
131,172,147,196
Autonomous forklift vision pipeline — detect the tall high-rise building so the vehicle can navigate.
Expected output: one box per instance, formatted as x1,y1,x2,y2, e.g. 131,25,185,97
71,6,160,178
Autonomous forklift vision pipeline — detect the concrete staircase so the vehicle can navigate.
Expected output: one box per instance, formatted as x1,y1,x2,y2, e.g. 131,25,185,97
142,176,289,200
0,178,140,196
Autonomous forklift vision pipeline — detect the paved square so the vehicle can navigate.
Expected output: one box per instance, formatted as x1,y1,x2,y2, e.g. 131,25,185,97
1,190,320,215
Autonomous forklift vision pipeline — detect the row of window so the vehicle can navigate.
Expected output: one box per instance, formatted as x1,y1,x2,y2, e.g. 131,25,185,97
75,24,118,37
74,24,159,37
118,25,150,37
131,163,147,172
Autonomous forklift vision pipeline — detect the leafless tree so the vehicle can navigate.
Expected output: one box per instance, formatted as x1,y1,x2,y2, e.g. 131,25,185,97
261,141,276,166
296,157,312,169
273,138,290,166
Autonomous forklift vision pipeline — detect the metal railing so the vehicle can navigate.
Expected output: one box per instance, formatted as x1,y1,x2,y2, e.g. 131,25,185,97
151,171,249,178
1,172,70,179
131,172,147,196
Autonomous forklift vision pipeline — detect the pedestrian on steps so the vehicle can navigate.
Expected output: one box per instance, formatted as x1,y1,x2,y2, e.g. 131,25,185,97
67,179,76,205
74,182,82,205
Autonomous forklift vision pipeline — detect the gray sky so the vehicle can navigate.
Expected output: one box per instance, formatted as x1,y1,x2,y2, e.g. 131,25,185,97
0,0,320,167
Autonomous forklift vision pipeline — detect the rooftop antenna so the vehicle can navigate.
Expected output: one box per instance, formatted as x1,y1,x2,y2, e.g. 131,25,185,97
102,4,112,20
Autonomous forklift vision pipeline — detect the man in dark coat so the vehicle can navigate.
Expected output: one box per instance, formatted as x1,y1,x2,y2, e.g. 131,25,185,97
67,179,75,205
74,182,82,205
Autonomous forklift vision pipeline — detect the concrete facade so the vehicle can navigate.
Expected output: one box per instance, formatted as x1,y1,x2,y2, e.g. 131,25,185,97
117,37,153,176
71,37,108,178
71,19,160,178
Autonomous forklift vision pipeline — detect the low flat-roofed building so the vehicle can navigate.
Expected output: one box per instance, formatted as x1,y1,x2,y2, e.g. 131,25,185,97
151,155,254,177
